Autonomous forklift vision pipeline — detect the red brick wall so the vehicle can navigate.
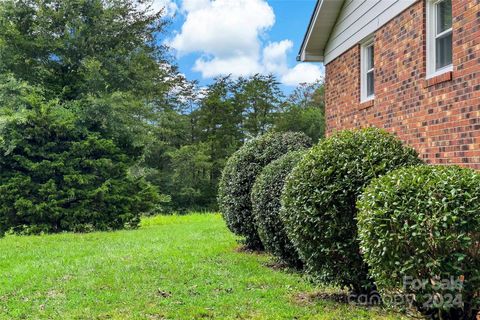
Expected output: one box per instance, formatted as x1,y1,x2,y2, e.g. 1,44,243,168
324,0,480,169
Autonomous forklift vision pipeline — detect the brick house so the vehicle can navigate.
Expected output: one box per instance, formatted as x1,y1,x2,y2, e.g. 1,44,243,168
298,0,480,169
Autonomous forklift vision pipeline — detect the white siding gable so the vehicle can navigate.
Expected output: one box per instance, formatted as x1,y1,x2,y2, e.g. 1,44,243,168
323,0,418,64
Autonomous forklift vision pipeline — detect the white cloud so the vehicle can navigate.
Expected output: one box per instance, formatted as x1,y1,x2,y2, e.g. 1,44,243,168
170,0,323,86
181,0,211,12
281,63,324,86
262,40,292,74
171,0,274,58
193,55,262,78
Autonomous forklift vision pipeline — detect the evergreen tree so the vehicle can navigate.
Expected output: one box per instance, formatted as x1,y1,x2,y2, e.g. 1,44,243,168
0,78,159,236
0,0,177,102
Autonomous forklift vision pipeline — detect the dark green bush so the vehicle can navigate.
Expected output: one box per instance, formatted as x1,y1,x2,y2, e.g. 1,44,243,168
281,128,422,292
218,132,312,250
357,165,480,319
0,103,159,236
251,150,306,268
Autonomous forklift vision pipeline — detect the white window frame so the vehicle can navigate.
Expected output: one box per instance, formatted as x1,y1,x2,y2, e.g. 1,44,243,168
360,37,375,102
426,0,453,79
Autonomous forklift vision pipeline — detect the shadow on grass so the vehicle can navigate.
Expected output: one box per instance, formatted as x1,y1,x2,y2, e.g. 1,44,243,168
293,291,350,306
234,245,265,255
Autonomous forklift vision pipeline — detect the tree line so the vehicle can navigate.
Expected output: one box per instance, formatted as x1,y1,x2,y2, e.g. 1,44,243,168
0,0,325,216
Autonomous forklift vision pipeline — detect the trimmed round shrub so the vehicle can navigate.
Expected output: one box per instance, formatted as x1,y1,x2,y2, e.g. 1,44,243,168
281,128,422,292
218,132,312,250
357,165,480,319
251,150,306,268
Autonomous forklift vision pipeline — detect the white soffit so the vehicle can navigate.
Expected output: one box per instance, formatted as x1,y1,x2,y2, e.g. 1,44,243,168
298,0,345,62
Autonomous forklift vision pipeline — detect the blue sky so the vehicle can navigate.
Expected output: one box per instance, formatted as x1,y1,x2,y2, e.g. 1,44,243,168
155,0,323,91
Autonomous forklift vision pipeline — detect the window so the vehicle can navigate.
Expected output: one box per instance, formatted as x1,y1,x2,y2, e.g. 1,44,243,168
361,38,374,102
427,0,453,77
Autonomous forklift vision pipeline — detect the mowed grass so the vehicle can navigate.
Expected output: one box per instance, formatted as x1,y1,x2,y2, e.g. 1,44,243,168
0,213,406,319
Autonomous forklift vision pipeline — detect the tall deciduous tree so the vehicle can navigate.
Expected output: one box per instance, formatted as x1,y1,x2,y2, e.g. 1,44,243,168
234,74,283,137
274,81,325,143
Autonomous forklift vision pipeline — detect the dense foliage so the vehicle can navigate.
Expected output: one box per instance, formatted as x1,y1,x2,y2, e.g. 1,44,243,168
218,132,312,249
252,150,306,268
274,81,325,143
167,143,214,211
0,96,159,236
0,0,175,102
357,165,480,319
281,128,422,292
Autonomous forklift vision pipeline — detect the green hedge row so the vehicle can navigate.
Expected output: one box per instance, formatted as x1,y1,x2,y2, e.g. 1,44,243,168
220,127,480,319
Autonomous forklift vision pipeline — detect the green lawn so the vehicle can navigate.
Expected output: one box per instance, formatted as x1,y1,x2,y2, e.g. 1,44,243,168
0,213,407,319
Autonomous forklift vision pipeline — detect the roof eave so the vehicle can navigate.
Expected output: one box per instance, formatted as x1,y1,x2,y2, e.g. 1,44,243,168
298,0,344,63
